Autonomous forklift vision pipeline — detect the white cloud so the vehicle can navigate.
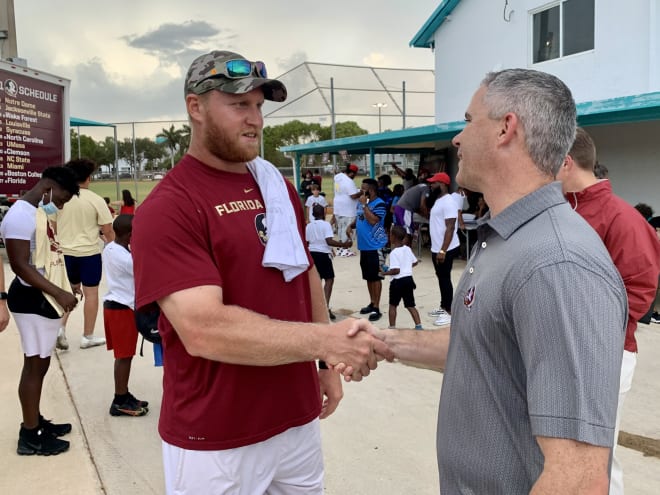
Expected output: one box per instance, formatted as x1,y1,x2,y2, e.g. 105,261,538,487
363,52,388,67
12,0,438,135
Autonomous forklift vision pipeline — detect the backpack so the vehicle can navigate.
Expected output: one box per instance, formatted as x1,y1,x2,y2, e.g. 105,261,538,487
134,304,161,356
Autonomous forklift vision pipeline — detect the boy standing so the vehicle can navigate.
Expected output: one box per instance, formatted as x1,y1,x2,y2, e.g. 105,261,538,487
305,204,351,320
304,184,328,222
381,226,422,330
102,215,149,417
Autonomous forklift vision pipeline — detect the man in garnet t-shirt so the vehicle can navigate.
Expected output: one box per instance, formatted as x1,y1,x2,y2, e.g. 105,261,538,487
135,154,323,451
131,50,389,494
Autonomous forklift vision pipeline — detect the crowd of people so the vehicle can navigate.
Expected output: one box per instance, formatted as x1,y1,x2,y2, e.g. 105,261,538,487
0,49,659,495
0,159,149,457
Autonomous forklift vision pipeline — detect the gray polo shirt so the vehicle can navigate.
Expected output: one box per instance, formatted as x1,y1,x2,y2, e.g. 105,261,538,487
437,182,627,493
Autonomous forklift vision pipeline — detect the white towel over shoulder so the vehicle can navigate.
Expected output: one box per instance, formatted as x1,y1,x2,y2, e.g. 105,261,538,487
247,157,309,282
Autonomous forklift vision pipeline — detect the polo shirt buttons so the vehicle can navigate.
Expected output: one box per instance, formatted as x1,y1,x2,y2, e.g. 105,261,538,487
481,242,487,248
469,267,474,274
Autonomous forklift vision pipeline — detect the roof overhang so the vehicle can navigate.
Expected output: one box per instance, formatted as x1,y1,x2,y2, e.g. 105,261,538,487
280,91,660,156
576,91,660,126
410,0,463,48
280,121,464,155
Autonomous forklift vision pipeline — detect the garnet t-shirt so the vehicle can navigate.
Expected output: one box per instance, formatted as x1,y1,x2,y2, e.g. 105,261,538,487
132,155,320,450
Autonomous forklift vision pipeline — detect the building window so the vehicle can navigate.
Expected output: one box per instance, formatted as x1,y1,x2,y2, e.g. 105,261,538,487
532,0,594,64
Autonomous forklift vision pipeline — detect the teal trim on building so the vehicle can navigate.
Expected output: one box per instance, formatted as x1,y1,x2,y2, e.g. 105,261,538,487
280,91,660,157
577,92,660,126
410,0,463,48
281,121,465,155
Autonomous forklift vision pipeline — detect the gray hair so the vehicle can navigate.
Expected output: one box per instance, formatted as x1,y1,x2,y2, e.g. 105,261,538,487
481,69,577,176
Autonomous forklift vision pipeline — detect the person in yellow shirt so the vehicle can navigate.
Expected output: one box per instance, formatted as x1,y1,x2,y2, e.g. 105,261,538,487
55,159,115,350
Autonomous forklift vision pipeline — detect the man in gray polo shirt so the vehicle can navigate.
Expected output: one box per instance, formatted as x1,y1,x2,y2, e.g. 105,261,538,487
347,69,627,493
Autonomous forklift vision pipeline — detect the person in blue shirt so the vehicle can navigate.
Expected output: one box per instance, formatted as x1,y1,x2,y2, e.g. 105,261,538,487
347,178,388,321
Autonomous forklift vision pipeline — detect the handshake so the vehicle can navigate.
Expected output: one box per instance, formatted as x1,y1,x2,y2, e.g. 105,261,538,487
320,318,393,382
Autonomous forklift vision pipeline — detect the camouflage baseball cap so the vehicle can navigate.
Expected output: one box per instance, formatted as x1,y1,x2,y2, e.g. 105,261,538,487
184,50,287,102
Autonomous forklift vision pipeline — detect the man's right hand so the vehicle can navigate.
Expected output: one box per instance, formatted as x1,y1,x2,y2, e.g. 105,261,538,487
321,318,393,382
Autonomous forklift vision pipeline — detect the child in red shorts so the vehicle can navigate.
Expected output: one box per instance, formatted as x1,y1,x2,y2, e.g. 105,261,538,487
102,215,148,416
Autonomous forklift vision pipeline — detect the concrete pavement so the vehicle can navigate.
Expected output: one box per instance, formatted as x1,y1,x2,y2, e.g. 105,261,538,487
0,251,659,494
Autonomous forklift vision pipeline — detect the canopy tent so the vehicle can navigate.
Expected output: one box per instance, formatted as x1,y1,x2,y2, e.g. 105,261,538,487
70,117,114,127
70,116,120,199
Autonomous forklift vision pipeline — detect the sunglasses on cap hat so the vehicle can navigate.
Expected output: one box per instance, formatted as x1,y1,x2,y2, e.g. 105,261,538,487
192,59,268,89
186,51,287,101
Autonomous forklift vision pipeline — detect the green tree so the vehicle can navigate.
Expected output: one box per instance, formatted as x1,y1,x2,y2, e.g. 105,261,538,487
98,136,118,172
157,125,183,169
118,137,167,175
261,120,368,170
317,121,368,141
141,137,168,171
262,120,326,168
179,124,191,154
70,130,114,167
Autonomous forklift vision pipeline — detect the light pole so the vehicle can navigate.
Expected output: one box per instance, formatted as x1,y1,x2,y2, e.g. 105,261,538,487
372,103,387,133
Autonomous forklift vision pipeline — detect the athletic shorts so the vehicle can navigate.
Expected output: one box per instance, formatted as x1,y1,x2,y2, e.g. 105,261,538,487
12,313,61,358
162,419,323,495
360,249,385,282
310,251,334,280
103,302,139,359
64,254,102,287
389,276,417,308
8,277,61,357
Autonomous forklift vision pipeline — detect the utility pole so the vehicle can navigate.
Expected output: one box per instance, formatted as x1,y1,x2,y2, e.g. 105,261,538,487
0,0,17,60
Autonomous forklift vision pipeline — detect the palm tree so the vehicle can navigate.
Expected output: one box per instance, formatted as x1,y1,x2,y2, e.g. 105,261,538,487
157,125,183,169
179,124,191,154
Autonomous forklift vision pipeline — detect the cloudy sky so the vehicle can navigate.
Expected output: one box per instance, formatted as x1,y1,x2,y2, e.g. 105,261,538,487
13,0,439,138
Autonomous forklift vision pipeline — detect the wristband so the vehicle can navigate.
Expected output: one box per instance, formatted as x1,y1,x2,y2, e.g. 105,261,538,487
318,360,329,370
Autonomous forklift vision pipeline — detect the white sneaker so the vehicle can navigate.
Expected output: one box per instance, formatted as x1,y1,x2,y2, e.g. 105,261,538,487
344,250,356,257
428,308,443,317
55,328,69,350
433,310,451,326
80,335,106,349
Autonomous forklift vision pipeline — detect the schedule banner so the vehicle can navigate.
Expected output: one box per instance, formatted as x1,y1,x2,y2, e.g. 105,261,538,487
0,69,65,195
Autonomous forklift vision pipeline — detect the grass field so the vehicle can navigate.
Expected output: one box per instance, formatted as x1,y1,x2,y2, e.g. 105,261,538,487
89,173,398,206
89,180,160,203
90,175,342,205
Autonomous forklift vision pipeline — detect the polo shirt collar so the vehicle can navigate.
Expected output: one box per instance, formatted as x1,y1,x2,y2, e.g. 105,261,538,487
482,182,567,240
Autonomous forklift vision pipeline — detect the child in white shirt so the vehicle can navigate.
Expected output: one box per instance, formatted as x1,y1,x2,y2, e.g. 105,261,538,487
304,184,328,222
381,225,422,329
305,204,351,320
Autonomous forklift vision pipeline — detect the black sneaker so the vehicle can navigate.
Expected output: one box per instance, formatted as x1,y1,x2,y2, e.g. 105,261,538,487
328,310,336,321
39,415,72,437
17,426,70,456
110,400,148,417
126,392,149,409
651,312,660,324
360,303,375,314
368,310,382,322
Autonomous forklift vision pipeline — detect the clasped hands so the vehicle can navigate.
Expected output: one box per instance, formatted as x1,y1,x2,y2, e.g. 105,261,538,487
324,318,393,382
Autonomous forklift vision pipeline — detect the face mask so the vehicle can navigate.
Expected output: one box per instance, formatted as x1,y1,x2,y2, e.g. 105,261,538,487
38,189,58,215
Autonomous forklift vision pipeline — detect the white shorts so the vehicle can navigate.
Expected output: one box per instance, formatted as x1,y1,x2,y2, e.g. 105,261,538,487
13,312,61,358
162,419,323,495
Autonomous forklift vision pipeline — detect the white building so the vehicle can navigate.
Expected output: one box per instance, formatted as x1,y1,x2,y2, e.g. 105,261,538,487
283,0,660,210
